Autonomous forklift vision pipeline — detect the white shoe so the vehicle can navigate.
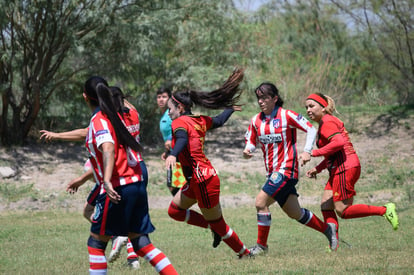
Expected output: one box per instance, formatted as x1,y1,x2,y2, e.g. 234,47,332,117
248,243,268,256
108,236,128,262
324,223,338,251
128,258,140,270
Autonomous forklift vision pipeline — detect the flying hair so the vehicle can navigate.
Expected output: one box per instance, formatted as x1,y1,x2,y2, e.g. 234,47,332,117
171,68,245,110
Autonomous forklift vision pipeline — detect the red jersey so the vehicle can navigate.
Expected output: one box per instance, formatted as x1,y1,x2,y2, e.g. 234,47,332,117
244,107,316,179
171,115,216,183
85,108,143,191
312,114,360,175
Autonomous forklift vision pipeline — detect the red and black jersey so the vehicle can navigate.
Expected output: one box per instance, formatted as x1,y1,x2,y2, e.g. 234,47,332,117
244,107,316,179
171,115,217,183
85,108,143,191
312,114,360,174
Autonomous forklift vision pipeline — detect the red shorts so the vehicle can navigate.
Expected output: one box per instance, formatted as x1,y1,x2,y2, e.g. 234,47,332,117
325,166,360,202
181,175,220,209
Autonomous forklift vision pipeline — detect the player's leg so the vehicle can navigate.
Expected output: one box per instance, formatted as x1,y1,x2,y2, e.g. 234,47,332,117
87,233,111,275
201,204,251,258
199,176,251,258
249,190,274,256
130,234,178,275
167,185,209,228
126,238,140,269
334,167,399,230
282,193,338,251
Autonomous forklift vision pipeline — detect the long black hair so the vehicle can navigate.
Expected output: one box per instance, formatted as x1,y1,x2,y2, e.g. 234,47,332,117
84,76,142,152
255,82,284,107
170,68,244,111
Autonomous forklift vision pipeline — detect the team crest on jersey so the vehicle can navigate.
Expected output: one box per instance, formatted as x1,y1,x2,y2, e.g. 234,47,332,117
297,114,303,120
269,172,282,184
273,119,280,128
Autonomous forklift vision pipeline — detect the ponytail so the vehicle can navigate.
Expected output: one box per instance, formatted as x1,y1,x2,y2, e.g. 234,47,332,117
96,83,143,152
171,68,244,110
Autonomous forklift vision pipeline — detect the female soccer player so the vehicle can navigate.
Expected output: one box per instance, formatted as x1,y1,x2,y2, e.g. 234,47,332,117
40,86,141,269
82,76,177,274
243,82,337,256
305,93,399,246
165,68,252,258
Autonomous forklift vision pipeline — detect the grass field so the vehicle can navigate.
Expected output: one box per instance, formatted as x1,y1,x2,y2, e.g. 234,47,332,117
0,202,413,274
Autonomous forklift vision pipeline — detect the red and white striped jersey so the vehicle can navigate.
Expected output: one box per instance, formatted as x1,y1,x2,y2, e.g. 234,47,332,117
244,107,316,179
85,108,143,191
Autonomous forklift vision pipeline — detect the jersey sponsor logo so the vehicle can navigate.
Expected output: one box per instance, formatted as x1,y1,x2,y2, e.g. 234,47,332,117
194,124,207,132
297,114,303,120
259,133,282,144
126,124,140,133
96,129,109,136
273,119,280,129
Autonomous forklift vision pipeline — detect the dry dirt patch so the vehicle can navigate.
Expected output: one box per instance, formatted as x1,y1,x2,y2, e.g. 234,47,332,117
0,111,413,213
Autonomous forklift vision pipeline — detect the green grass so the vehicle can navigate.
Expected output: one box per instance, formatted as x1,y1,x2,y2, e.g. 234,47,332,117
0,204,413,274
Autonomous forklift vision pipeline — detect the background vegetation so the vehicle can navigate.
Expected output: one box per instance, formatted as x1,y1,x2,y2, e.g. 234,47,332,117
0,0,413,145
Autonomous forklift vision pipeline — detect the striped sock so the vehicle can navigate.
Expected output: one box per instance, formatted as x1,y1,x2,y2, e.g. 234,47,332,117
257,212,271,247
209,216,248,255
137,243,178,275
126,239,138,260
87,236,108,275
298,208,327,233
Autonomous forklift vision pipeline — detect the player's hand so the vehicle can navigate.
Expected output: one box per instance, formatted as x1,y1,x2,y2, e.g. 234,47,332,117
104,181,121,204
232,105,242,112
66,179,83,194
306,168,318,179
299,152,311,166
243,148,253,159
165,155,177,170
39,130,57,141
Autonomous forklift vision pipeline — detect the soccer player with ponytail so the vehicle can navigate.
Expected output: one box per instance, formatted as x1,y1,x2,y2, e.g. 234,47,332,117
83,76,177,275
305,93,399,248
165,68,252,259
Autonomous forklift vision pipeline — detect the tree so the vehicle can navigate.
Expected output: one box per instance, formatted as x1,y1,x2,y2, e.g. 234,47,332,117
330,0,414,105
0,0,121,145
0,0,242,145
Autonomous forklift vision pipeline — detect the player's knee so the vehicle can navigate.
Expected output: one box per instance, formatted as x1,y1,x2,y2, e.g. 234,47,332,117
168,201,186,221
130,234,151,251
87,236,108,250
83,204,94,222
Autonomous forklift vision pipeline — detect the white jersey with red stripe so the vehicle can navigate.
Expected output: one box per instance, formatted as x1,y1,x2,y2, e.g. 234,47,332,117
85,108,143,192
244,106,316,179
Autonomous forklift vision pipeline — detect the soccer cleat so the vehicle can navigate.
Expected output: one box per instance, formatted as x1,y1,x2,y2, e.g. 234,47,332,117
384,202,399,230
238,250,255,259
127,258,140,270
108,236,128,262
324,223,338,251
248,243,268,256
212,230,222,248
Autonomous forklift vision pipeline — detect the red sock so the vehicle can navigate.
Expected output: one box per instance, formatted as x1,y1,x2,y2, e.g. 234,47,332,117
88,246,107,274
209,216,247,255
257,212,271,247
322,210,338,238
298,208,327,233
342,204,386,219
137,243,178,275
168,201,208,228
126,239,138,260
